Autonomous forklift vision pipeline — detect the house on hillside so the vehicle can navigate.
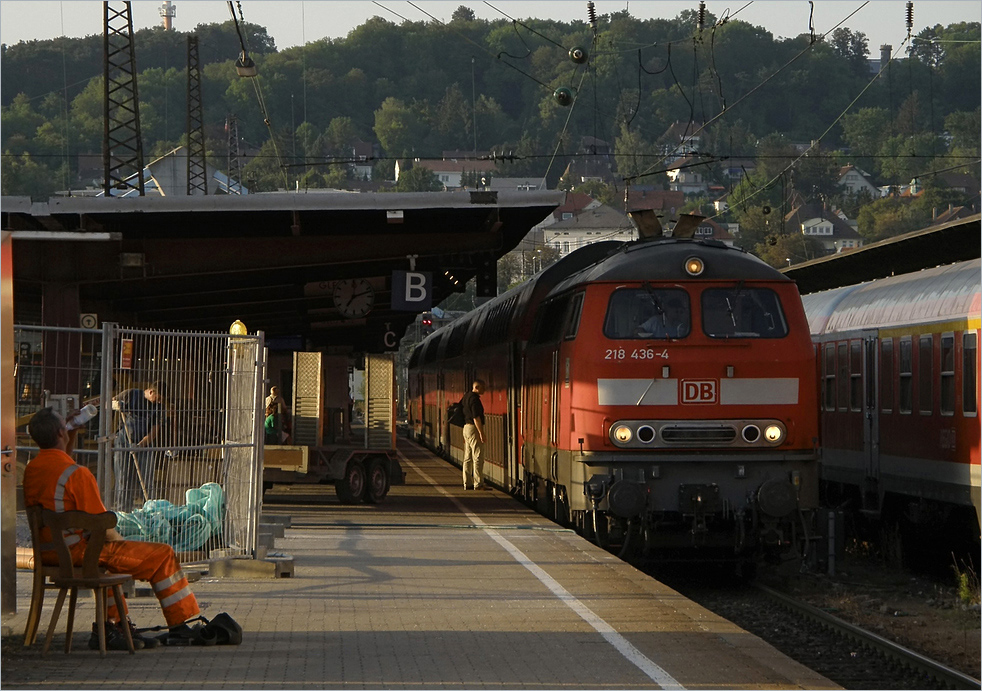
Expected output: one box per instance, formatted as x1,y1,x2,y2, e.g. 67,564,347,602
665,154,710,195
784,203,863,255
657,121,704,160
545,204,636,257
837,165,879,197
625,188,684,217
936,172,979,195
396,157,495,189
561,136,616,185
350,140,378,180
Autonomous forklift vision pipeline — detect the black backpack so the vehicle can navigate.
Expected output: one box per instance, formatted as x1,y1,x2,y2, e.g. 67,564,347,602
447,398,465,427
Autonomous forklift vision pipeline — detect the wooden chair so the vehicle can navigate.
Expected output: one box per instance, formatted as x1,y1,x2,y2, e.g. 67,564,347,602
37,508,135,656
23,505,64,647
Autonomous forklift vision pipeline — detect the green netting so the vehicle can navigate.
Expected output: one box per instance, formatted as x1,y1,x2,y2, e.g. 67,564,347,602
115,482,225,552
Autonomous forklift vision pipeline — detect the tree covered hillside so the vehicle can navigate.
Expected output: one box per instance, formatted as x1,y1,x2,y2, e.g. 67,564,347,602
2,6,978,261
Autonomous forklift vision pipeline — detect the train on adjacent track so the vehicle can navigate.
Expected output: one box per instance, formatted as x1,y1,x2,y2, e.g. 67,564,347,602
801,258,981,556
407,234,820,566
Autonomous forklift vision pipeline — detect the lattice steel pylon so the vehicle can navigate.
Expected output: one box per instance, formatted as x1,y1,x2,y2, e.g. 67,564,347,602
186,35,207,195
103,1,145,196
225,114,243,195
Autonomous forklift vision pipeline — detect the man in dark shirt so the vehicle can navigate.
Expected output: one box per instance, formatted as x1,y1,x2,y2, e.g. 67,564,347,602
461,379,487,490
112,382,165,508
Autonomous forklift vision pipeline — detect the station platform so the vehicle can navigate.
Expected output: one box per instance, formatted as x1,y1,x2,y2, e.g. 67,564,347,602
1,440,838,690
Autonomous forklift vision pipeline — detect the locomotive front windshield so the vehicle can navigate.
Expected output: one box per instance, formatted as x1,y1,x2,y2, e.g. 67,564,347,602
702,288,788,338
603,288,691,339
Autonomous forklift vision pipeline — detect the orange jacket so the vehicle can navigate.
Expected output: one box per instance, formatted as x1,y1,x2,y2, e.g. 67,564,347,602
22,448,108,559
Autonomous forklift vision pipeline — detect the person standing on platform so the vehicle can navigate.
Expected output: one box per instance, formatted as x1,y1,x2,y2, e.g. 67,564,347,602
461,379,488,490
112,382,165,509
23,407,201,650
265,386,292,443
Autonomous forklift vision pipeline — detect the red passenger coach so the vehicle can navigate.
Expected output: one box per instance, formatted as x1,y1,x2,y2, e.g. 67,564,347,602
409,237,820,564
802,259,981,545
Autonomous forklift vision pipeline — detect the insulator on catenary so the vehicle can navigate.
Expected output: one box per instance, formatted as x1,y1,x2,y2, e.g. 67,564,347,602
586,1,597,30
698,1,706,31
905,1,914,35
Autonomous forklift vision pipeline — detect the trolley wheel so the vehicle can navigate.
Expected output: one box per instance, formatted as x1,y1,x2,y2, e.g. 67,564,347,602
363,458,390,504
335,461,366,504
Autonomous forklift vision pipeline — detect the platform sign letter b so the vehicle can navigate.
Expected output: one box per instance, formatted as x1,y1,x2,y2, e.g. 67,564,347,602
392,270,432,310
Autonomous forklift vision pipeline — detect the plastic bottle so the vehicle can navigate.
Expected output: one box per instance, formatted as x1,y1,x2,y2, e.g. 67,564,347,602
65,404,98,431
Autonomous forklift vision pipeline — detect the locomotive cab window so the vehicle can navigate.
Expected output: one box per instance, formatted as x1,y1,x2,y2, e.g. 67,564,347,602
564,293,585,340
702,288,787,338
603,288,690,340
531,295,572,344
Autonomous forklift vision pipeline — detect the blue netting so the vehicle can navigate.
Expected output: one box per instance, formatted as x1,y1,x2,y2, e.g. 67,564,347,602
115,482,225,552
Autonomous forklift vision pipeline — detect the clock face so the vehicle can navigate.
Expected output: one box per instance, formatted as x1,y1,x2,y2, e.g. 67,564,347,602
333,278,375,318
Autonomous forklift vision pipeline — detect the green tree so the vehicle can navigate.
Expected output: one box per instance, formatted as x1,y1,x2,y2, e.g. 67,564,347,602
1,153,58,199
324,116,356,156
572,180,618,206
393,165,441,192
755,232,825,268
374,97,426,157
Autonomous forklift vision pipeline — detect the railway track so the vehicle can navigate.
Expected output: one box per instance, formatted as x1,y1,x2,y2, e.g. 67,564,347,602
753,582,981,690
651,564,979,690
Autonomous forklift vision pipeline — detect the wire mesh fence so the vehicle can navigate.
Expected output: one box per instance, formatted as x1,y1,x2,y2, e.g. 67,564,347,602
14,323,265,563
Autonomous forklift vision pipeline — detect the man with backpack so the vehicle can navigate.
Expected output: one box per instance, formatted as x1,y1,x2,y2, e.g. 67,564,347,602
461,379,487,490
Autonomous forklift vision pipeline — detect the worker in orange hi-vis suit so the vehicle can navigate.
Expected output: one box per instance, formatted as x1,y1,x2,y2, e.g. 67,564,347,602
22,407,201,650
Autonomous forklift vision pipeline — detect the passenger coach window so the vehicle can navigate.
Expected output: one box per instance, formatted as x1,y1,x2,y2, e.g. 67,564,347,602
823,344,836,411
919,335,933,414
603,288,690,340
702,288,787,338
837,343,849,412
850,342,862,411
940,334,955,415
880,340,894,413
899,338,912,413
964,332,978,415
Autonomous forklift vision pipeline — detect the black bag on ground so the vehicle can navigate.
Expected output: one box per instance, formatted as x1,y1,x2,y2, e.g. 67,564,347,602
204,612,243,645
447,399,465,427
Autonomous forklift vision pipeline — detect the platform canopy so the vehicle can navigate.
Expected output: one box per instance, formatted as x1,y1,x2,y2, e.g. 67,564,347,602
3,190,564,351
784,214,981,294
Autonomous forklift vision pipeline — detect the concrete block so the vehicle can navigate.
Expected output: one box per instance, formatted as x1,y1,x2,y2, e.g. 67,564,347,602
260,514,291,528
208,557,277,579
257,531,275,549
207,555,295,579
259,522,285,538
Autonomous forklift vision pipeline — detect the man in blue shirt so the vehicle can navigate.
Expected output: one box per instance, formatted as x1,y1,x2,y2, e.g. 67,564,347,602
112,382,165,508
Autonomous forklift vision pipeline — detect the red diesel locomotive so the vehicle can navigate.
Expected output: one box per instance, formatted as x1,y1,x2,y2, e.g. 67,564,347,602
801,259,981,550
408,236,820,563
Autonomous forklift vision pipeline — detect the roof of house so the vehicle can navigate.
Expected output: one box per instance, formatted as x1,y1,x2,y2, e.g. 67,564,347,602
411,159,495,174
937,172,979,191
625,189,684,213
784,202,862,239
547,204,634,233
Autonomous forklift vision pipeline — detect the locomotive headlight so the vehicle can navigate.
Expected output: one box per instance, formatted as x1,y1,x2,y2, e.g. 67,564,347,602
684,256,705,276
612,424,633,444
763,424,785,444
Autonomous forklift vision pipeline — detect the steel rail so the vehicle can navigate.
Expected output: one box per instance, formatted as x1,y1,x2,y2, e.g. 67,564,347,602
754,582,982,690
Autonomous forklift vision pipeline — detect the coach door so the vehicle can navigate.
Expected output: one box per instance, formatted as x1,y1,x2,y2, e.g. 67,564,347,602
863,334,880,488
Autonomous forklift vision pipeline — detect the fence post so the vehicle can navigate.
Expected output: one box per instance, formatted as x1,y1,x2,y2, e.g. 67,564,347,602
98,322,116,499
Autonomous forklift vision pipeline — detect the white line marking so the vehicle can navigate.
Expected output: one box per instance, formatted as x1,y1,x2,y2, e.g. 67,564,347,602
399,451,685,690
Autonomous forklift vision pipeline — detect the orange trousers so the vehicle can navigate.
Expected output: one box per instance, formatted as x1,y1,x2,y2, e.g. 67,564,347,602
48,539,200,627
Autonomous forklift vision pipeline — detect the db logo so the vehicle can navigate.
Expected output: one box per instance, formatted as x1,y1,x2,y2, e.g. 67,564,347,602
682,379,717,404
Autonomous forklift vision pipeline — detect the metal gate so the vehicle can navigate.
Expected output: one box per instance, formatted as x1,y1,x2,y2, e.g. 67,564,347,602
13,322,265,562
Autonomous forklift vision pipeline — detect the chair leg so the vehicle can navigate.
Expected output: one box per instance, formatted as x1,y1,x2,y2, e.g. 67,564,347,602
23,583,45,647
41,588,68,657
64,588,78,654
94,588,106,657
111,585,135,654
